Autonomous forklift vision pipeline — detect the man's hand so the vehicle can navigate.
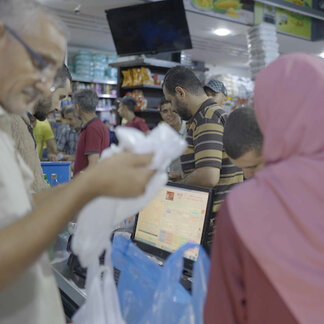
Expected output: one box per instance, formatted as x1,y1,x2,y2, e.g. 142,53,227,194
180,166,220,188
46,138,58,159
48,153,58,161
84,152,155,198
0,152,154,290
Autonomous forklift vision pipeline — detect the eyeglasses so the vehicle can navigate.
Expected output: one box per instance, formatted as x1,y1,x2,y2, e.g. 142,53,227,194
4,24,58,92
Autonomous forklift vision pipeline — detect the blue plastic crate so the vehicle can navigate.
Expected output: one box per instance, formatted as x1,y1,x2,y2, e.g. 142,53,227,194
41,162,72,185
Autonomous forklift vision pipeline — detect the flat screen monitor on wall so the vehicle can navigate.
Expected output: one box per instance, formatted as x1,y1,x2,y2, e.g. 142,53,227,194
105,0,192,56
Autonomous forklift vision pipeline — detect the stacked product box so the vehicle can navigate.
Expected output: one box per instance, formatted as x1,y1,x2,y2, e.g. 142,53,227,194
247,23,279,80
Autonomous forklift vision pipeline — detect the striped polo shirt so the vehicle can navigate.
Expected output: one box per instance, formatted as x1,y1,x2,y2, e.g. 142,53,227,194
181,99,243,213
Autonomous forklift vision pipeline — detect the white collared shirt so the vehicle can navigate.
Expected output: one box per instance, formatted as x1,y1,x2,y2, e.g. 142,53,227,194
0,106,65,324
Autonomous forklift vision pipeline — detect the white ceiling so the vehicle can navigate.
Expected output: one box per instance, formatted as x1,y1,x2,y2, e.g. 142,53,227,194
41,0,324,70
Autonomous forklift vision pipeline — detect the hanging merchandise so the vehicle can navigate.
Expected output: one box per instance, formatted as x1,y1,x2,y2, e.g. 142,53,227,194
247,23,280,80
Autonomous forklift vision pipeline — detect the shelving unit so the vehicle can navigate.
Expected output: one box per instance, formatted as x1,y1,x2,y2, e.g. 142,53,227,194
136,108,161,114
110,57,179,129
71,75,117,85
62,76,119,125
122,84,162,90
98,94,117,99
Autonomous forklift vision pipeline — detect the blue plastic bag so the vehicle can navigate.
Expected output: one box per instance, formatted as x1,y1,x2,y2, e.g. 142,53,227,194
111,235,210,324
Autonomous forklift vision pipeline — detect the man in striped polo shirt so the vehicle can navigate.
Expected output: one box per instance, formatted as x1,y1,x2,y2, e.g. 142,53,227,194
163,66,243,247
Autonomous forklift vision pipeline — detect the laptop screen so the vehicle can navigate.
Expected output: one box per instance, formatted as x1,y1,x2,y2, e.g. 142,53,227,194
133,182,213,263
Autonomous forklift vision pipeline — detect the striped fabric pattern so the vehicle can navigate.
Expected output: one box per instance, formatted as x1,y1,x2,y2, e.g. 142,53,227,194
181,99,243,212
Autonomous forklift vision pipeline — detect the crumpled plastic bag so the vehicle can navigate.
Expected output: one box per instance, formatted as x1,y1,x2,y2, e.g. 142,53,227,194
72,124,187,324
111,235,210,324
72,124,187,268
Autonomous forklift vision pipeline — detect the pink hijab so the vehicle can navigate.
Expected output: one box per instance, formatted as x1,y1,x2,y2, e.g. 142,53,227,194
228,53,324,324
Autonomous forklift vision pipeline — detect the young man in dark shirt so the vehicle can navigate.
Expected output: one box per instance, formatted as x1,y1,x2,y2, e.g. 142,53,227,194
223,107,264,179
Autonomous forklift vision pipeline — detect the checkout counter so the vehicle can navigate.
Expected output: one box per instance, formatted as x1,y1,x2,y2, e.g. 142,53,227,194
50,228,130,321
50,232,86,321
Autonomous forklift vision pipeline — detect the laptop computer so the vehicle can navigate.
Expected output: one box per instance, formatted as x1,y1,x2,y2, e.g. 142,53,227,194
131,182,214,288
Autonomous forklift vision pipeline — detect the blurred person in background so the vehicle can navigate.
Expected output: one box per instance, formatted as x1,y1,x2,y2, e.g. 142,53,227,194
54,106,70,141
32,118,58,160
118,96,150,134
223,107,264,179
103,119,118,145
73,89,110,175
32,64,72,160
11,64,72,191
205,53,324,324
33,64,71,122
204,79,228,108
11,111,49,192
0,2,154,324
159,97,186,180
57,106,82,161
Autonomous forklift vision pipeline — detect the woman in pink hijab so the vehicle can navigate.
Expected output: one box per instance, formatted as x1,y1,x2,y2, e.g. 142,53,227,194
204,53,324,324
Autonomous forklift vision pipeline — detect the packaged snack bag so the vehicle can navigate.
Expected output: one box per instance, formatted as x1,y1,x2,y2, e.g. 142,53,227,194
132,68,142,86
141,67,154,85
121,69,132,87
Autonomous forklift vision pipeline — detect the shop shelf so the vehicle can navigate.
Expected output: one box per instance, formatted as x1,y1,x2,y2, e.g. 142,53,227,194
122,84,162,90
110,57,179,69
135,108,160,114
71,74,117,85
98,94,117,99
96,107,113,111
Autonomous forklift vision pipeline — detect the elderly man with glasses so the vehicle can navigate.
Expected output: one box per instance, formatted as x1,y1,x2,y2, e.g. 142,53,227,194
0,1,154,324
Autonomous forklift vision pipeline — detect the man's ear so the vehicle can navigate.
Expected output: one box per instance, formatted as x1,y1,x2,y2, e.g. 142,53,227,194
175,86,186,98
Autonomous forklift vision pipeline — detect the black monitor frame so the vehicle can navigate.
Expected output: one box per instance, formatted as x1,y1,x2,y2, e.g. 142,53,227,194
105,0,192,56
131,182,214,271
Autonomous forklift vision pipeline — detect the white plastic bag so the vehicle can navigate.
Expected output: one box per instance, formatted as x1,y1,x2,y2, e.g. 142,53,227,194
72,124,187,324
73,241,126,324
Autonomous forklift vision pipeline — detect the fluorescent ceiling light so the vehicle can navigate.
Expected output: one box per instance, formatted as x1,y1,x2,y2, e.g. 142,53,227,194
213,28,231,37
319,52,324,58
